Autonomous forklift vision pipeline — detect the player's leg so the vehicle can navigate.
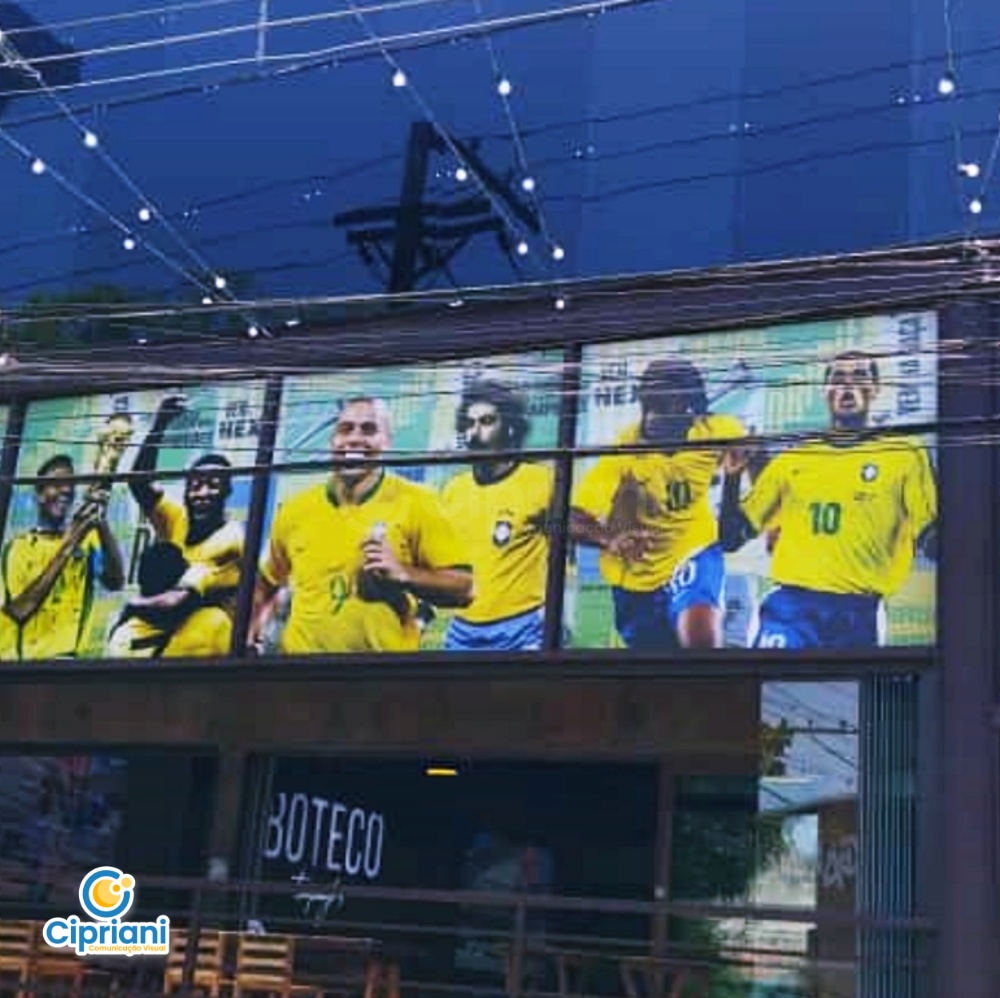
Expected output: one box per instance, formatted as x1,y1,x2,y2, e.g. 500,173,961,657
611,587,673,651
751,586,816,650
162,606,232,657
669,545,726,649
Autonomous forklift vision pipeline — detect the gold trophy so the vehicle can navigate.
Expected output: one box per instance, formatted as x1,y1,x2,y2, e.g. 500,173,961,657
76,413,134,520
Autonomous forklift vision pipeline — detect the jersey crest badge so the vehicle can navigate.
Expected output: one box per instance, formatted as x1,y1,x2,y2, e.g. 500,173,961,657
861,463,879,482
492,520,513,547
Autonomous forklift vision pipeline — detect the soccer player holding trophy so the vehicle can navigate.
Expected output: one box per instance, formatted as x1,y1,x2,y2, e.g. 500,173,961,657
719,350,938,649
440,379,553,651
1,419,128,660
250,397,472,654
569,358,746,651
108,394,243,658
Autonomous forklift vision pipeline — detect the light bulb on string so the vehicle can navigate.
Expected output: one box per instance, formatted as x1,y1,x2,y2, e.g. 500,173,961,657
969,197,984,215
122,236,136,251
516,240,529,256
497,78,512,97
555,296,567,310
201,296,213,305
938,72,956,96
392,69,407,88
959,162,981,179
138,206,153,222
552,244,565,261
247,324,261,339
521,176,536,192
82,131,99,149
213,275,227,290
455,166,469,182
30,158,45,175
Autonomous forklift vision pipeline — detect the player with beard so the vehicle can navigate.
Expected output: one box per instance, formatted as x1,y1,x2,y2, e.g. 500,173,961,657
250,396,473,654
569,358,746,651
1,454,124,659
719,350,938,649
120,395,243,657
440,379,553,652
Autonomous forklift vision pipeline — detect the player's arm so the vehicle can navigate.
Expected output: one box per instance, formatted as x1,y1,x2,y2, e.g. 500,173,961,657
719,451,782,553
362,493,473,609
249,518,291,649
130,395,187,513
568,461,654,562
904,443,939,562
2,510,104,625
94,511,125,592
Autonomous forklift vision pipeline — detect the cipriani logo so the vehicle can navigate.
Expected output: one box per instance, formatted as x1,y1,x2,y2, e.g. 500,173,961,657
42,867,170,957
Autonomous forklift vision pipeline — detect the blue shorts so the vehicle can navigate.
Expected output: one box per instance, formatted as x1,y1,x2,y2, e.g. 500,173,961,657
612,545,726,651
753,585,884,650
444,607,545,652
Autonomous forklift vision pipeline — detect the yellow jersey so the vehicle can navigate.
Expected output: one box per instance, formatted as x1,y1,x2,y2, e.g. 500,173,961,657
149,496,244,614
260,472,469,653
1,529,100,660
107,605,231,659
741,435,937,597
572,414,745,591
441,462,553,624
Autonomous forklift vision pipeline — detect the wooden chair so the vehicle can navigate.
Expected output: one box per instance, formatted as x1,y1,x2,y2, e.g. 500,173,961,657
0,921,37,998
163,929,228,998
232,934,320,998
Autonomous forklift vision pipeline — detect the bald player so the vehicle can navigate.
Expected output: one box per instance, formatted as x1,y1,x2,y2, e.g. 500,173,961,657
569,358,746,651
250,397,473,654
719,350,938,649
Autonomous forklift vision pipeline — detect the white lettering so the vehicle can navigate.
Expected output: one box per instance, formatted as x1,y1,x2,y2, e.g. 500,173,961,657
285,793,309,864
263,792,286,858
310,797,330,867
263,791,385,881
345,808,366,875
326,803,347,872
364,813,384,879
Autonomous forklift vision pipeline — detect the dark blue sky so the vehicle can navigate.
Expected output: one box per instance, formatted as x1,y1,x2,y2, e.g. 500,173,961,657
0,0,998,307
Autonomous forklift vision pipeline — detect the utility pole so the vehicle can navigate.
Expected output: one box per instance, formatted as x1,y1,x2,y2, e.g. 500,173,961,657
334,120,541,293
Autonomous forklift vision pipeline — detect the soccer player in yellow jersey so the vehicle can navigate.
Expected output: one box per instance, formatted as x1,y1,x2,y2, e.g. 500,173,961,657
1,454,125,659
113,394,243,658
569,359,746,650
719,350,938,649
250,397,473,654
441,379,553,651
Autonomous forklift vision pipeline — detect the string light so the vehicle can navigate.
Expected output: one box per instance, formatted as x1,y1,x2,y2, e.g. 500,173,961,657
938,72,956,96
83,130,100,149
247,324,261,338
521,176,536,192
201,295,213,305
969,197,984,214
391,68,407,88
214,275,228,289
516,240,529,256
496,77,512,97
138,206,153,222
454,166,468,182
123,236,137,250
554,295,566,310
30,158,45,175
959,162,981,178
552,244,565,261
